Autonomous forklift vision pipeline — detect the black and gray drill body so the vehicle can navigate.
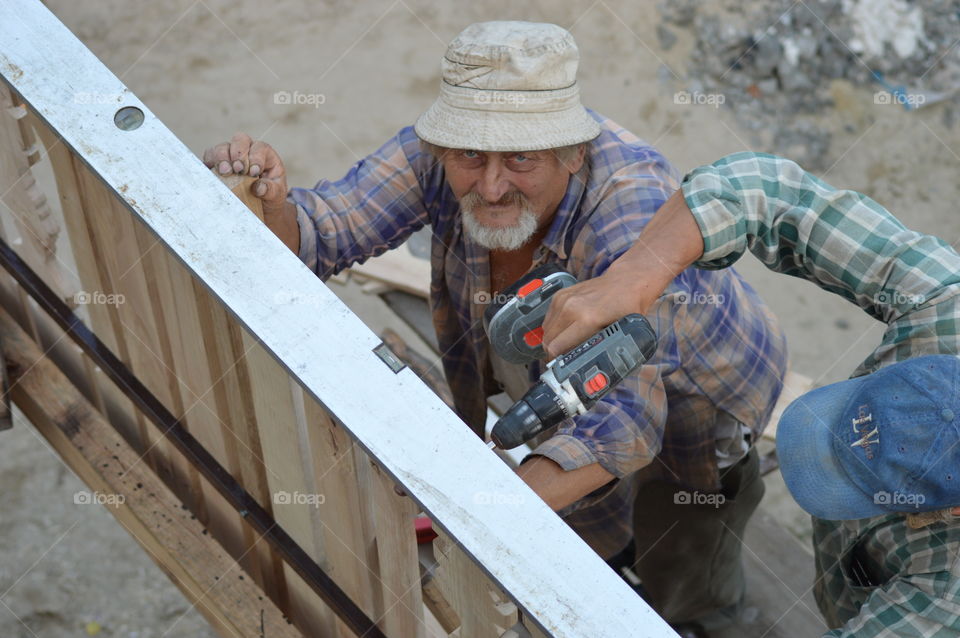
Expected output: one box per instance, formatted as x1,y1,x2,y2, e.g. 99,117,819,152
485,265,658,450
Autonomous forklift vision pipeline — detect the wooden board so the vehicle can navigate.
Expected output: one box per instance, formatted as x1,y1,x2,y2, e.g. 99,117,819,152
350,245,431,299
0,305,302,638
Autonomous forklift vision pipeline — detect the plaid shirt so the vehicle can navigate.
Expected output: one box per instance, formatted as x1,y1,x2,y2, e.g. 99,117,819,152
291,113,787,557
683,151,960,637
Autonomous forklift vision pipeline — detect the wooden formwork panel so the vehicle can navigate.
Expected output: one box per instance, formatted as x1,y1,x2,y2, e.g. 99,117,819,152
0,3,675,637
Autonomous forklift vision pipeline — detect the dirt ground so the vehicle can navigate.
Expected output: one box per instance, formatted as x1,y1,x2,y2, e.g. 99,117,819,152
3,0,959,636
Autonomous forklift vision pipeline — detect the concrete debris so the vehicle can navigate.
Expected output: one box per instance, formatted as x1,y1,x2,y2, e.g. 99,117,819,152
657,24,678,51
843,0,925,60
666,0,960,168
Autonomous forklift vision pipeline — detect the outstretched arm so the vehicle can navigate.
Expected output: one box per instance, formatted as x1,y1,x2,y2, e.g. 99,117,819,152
543,152,960,357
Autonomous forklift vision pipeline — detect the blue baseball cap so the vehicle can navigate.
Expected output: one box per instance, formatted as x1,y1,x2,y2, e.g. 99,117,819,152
777,355,960,521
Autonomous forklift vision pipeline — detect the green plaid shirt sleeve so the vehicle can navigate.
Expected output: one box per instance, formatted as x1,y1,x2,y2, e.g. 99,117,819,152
681,151,960,637
681,151,960,377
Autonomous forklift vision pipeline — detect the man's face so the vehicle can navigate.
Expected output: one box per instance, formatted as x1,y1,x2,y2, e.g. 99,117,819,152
441,148,585,251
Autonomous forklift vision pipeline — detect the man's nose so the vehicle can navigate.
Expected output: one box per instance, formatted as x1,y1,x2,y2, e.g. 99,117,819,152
477,159,510,203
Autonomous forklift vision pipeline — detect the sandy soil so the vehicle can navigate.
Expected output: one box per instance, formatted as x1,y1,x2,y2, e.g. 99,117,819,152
2,0,958,635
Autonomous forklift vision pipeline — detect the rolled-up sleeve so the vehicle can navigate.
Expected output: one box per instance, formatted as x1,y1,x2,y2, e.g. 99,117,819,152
681,151,960,324
529,364,667,478
288,126,437,279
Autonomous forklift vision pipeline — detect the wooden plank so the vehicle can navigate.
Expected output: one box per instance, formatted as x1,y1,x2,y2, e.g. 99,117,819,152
68,148,198,508
134,218,251,575
352,447,426,637
30,117,141,441
431,530,515,638
380,290,438,352
366,459,426,637
301,394,380,635
193,284,286,603
219,173,263,221
243,333,341,636
422,575,460,635
350,245,430,299
0,305,302,638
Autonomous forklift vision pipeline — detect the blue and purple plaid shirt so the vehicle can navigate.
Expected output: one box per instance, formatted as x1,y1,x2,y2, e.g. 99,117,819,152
290,111,787,556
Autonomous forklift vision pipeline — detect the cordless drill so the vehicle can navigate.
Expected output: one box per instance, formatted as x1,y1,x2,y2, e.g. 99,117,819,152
484,266,658,450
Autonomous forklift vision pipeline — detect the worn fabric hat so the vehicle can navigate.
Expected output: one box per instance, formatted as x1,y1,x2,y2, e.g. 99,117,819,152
414,21,602,152
777,355,960,521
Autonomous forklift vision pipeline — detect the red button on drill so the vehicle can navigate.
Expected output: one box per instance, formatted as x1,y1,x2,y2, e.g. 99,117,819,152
524,326,544,347
584,372,608,395
517,278,544,298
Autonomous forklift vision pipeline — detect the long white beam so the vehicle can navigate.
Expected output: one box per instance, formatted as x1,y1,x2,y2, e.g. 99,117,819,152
0,3,676,636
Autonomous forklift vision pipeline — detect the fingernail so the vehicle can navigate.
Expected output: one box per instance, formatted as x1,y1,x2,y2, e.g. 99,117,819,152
249,164,261,177
232,160,244,173
255,183,266,196
218,161,231,175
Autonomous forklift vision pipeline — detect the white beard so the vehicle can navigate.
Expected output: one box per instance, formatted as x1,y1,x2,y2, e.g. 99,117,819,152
460,192,539,251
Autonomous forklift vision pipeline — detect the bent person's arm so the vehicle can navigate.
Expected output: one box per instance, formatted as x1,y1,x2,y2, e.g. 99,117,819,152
544,152,960,356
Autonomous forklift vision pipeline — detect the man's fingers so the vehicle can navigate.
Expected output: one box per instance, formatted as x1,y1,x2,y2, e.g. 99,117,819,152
229,132,253,173
203,142,234,174
542,289,574,336
203,135,283,179
253,177,285,202
249,141,283,179
543,324,583,360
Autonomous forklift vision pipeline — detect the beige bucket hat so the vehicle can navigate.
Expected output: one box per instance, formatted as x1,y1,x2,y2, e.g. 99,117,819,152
414,21,601,152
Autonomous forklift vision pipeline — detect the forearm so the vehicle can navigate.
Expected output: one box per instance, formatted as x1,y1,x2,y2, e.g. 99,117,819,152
602,189,705,313
541,190,703,355
264,199,300,255
515,456,615,511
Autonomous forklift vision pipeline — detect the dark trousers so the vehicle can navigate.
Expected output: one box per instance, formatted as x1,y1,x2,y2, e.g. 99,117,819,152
631,447,764,624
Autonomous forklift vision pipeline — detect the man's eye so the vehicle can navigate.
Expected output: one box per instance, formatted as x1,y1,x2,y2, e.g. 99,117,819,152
463,150,479,159
512,154,529,162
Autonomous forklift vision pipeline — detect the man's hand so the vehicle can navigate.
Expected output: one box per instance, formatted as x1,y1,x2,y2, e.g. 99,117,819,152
202,132,300,253
541,190,705,358
541,265,654,359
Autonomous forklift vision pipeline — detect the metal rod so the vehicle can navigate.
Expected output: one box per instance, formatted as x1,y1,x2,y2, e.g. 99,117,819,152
0,236,388,638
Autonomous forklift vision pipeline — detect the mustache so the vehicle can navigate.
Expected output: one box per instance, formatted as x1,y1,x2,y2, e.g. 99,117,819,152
460,191,530,210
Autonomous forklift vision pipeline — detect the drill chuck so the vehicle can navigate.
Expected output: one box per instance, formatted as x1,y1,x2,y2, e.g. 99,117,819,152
491,375,569,449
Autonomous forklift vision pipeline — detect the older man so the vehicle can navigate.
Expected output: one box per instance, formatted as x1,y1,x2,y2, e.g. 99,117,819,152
543,151,960,636
204,23,787,635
